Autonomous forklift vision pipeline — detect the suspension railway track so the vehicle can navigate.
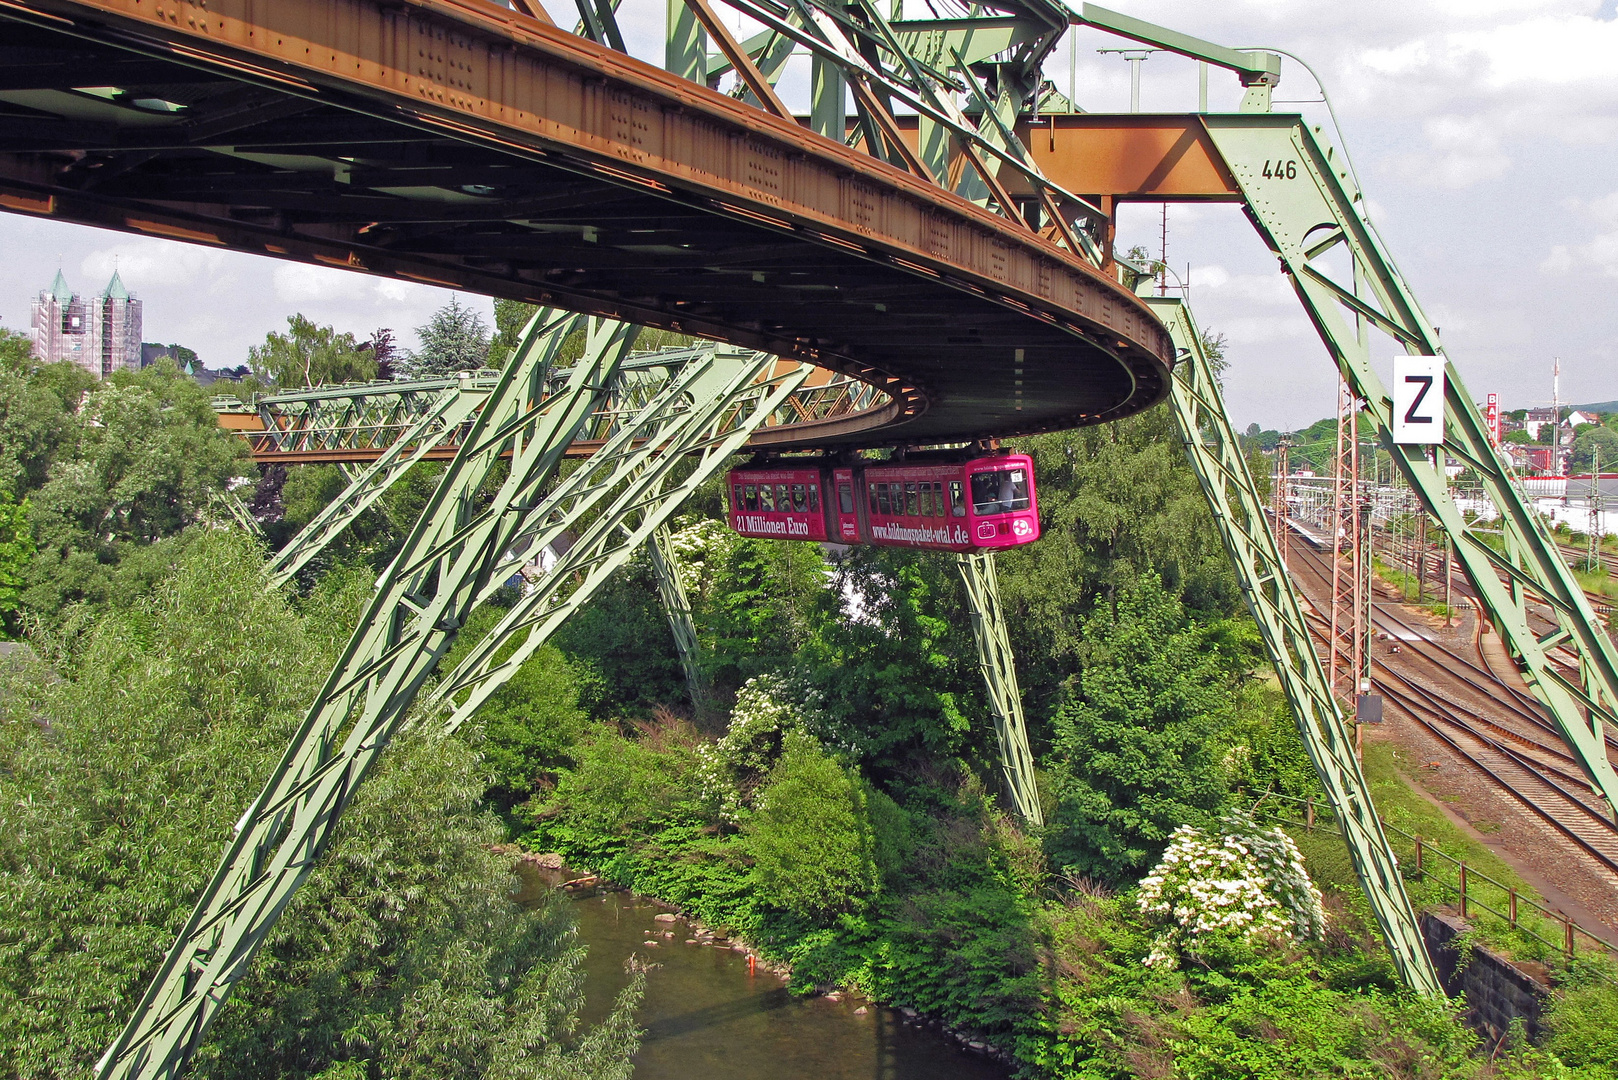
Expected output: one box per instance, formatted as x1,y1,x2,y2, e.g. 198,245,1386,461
1286,533,1618,882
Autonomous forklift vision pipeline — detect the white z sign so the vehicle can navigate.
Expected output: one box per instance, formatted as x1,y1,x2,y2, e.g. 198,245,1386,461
1392,356,1445,445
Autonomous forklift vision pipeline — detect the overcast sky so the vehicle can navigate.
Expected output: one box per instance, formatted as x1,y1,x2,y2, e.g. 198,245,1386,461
1,0,1613,431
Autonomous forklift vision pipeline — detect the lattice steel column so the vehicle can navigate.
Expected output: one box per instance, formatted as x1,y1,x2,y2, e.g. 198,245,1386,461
1147,296,1442,997
957,550,1043,827
1202,115,1618,819
648,523,711,714
98,309,642,1080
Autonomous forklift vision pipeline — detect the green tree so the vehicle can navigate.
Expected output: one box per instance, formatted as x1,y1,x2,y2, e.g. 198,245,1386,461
406,297,490,377
0,532,642,1079
746,733,879,921
0,331,96,498
0,495,31,637
1045,572,1237,882
1571,425,1618,471
23,360,251,618
1502,428,1531,445
248,315,378,389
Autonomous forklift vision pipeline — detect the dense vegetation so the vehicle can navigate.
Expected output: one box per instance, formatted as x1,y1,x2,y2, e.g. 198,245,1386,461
3,315,1616,1079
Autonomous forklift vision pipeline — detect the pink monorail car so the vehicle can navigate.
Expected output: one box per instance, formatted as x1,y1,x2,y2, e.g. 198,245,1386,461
726,454,1039,553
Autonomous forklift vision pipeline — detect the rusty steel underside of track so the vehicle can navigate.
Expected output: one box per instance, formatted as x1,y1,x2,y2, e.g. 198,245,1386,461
0,0,1175,448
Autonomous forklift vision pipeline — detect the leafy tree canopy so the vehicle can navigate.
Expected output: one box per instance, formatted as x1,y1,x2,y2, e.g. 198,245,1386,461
248,314,378,389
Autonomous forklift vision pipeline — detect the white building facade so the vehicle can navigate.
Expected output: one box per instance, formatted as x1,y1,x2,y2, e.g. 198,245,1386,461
30,269,142,378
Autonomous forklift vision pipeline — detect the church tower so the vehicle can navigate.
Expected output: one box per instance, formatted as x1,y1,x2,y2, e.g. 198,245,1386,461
29,269,142,377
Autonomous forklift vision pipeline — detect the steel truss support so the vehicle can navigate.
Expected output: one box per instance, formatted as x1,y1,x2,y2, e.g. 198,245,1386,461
648,523,712,714
99,308,651,1080
430,356,808,730
956,550,1043,826
1201,115,1618,819
1148,296,1442,997
263,376,491,588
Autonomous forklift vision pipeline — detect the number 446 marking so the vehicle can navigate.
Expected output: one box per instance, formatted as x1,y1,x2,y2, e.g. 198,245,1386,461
1262,159,1298,179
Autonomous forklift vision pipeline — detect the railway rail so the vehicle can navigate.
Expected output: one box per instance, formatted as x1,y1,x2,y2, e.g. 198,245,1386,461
1287,535,1618,882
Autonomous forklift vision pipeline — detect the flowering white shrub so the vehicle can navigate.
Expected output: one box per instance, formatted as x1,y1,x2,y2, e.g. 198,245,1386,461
697,673,829,824
1136,812,1325,970
666,517,737,598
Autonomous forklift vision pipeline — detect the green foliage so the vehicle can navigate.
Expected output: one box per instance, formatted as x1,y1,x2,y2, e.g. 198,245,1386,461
248,314,379,389
20,360,251,619
0,495,31,636
0,336,98,502
1045,573,1236,882
1543,975,1618,1077
550,557,685,717
0,531,641,1080
746,733,879,921
1572,425,1618,471
406,297,491,377
440,605,589,807
1503,428,1532,445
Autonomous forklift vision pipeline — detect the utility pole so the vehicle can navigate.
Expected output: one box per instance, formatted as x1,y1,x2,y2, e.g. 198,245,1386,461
1274,435,1291,570
1590,444,1604,574
1158,203,1169,296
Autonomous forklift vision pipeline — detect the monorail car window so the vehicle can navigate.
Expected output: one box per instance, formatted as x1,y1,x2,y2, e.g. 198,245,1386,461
918,483,933,518
808,484,820,512
733,484,743,512
839,482,854,514
969,468,1031,515
875,483,890,515
744,484,758,511
949,480,965,516
776,484,790,510
760,485,774,511
905,482,918,516
792,484,807,512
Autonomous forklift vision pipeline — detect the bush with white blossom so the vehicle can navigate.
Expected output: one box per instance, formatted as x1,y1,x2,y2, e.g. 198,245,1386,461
666,517,737,598
1136,812,1325,970
696,672,830,824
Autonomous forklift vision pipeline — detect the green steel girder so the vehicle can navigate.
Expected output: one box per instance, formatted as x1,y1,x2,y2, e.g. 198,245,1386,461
431,354,810,730
1200,114,1618,819
97,307,642,1080
1148,296,1441,997
263,376,492,587
957,550,1043,826
649,522,712,714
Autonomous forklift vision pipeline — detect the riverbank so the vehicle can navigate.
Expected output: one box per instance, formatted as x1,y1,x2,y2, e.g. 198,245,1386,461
512,861,1010,1079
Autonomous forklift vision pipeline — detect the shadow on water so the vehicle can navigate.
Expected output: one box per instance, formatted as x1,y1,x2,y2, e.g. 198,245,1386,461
514,863,1010,1080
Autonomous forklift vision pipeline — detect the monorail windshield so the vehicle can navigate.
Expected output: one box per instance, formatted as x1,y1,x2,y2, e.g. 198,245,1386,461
969,467,1031,516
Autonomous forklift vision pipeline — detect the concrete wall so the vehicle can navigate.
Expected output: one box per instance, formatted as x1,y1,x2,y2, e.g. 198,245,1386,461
1421,911,1549,1044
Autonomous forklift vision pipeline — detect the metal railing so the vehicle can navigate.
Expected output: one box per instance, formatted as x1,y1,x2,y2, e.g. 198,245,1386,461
1255,791,1618,981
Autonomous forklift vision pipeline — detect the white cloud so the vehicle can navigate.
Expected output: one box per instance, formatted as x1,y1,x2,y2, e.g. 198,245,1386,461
1541,192,1618,277
272,263,373,304
80,239,227,291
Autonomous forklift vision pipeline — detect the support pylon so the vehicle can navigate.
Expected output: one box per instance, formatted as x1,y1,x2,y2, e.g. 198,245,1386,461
956,550,1043,826
96,314,805,1080
1147,295,1442,998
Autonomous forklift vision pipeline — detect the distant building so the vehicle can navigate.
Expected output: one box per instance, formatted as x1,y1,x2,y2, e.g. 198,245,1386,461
30,269,142,377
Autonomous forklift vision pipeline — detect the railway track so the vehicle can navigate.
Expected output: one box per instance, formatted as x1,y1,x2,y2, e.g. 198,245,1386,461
1286,535,1618,879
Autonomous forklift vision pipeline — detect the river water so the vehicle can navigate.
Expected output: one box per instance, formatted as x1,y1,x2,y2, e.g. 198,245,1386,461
514,863,1009,1080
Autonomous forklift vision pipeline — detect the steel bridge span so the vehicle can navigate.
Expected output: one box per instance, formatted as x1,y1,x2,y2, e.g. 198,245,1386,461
0,0,1171,448
10,0,1618,1076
